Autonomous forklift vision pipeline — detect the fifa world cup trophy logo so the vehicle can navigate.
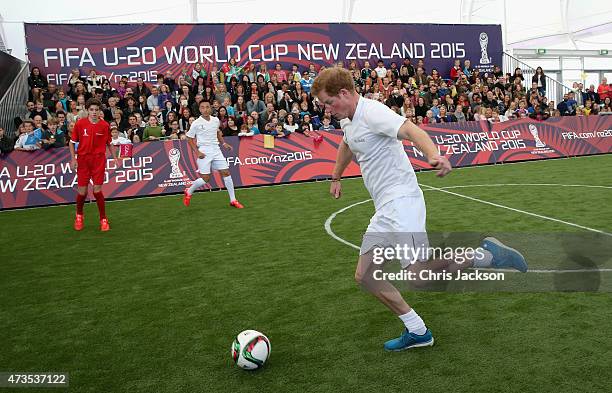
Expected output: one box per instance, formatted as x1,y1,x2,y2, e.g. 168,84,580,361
529,124,546,148
168,148,184,179
479,32,491,64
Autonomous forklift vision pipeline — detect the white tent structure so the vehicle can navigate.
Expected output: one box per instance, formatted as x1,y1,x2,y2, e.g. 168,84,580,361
2,0,611,56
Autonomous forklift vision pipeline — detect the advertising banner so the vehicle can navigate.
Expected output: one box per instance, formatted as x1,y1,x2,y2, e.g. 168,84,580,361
24,23,503,84
2,116,611,210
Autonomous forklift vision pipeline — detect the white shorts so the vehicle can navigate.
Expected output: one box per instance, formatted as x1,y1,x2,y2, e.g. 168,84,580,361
360,193,430,268
197,146,229,174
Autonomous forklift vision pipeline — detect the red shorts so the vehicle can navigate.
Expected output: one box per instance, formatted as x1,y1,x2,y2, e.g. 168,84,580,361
77,153,106,187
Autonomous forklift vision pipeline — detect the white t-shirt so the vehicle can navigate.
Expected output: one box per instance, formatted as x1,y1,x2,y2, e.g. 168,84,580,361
374,66,387,79
340,96,420,210
187,116,220,149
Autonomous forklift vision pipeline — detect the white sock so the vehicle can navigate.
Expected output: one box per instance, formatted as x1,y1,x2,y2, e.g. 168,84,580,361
188,178,206,195
472,247,493,268
223,175,237,201
399,309,427,335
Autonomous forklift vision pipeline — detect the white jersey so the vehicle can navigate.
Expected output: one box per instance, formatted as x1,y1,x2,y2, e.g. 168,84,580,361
186,116,220,148
340,96,420,210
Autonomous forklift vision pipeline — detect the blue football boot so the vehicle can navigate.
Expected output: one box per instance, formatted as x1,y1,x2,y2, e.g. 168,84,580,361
481,237,528,272
384,328,434,352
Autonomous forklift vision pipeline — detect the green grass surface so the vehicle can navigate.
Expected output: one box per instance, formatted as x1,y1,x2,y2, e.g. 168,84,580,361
1,155,611,392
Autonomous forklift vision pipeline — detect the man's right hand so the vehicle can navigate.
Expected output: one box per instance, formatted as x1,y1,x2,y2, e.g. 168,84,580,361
330,179,342,199
71,158,77,170
198,152,205,159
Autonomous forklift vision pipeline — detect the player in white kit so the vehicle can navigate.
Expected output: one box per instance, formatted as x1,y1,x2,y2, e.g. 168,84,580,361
183,100,244,209
312,67,527,351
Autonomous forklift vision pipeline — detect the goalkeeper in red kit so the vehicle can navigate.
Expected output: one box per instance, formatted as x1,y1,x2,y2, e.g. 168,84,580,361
69,98,121,231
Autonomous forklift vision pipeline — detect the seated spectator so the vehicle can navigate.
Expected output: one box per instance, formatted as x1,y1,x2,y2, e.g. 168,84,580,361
437,106,457,123
263,116,279,135
30,101,49,120
245,115,260,135
14,120,41,151
0,127,15,156
143,116,164,141
557,94,574,116
473,106,487,121
110,125,132,145
282,114,299,134
223,97,235,116
582,84,599,105
601,97,612,113
247,92,266,118
298,114,314,133
238,123,254,137
516,100,529,118
271,123,290,138
123,114,144,142
429,98,441,117
319,116,335,131
218,106,229,130
222,117,239,137
505,101,517,118
165,120,184,140
40,117,66,149
423,110,436,124
454,105,466,122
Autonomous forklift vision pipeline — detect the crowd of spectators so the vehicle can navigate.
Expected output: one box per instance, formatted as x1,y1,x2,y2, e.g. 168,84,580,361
2,57,611,156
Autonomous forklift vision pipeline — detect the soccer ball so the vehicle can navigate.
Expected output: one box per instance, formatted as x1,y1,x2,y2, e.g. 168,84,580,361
231,330,271,370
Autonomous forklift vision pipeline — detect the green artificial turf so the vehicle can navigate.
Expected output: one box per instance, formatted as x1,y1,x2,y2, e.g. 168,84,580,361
1,155,611,393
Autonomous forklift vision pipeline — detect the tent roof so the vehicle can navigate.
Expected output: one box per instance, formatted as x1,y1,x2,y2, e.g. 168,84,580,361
2,0,611,61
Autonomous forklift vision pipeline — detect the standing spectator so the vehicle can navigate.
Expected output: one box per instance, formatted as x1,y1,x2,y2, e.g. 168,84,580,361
66,68,83,96
157,84,174,108
532,67,547,97
86,69,104,93
28,67,47,90
374,60,387,81
597,77,611,102
308,63,318,79
511,67,525,84
463,60,473,79
271,63,288,82
360,60,372,80
163,70,177,92
134,77,150,98
300,71,314,93
0,127,14,155
147,86,160,112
